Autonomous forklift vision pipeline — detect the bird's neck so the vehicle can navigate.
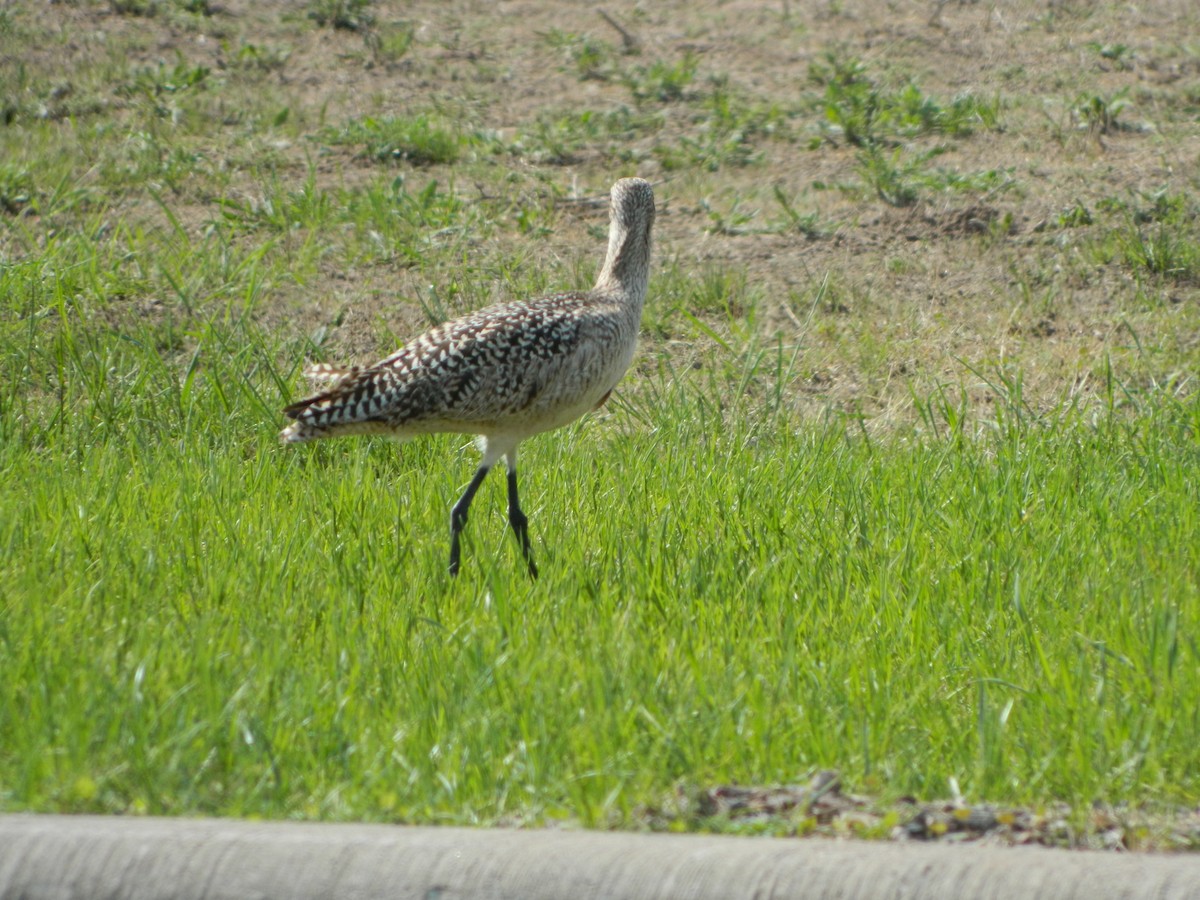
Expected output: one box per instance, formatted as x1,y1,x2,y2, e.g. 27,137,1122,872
594,218,650,309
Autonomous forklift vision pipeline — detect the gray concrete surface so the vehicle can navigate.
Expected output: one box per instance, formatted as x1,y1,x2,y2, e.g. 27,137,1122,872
1,814,1198,899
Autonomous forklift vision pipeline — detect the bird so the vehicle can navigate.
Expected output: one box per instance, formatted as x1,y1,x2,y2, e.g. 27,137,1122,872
281,177,655,578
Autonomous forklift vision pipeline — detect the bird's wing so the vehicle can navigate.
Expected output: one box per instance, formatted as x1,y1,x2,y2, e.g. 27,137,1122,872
283,295,592,431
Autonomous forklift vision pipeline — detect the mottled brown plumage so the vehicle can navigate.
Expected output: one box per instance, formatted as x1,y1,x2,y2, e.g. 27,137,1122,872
281,178,655,576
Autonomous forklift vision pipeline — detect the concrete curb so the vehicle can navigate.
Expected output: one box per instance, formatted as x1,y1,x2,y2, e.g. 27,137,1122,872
1,814,1198,899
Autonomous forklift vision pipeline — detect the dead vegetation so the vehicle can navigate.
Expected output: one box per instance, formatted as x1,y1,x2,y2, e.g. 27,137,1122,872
648,771,1200,851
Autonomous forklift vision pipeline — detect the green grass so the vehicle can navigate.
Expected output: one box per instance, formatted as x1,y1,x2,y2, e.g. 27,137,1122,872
2,272,1199,821
327,115,467,166
1080,191,1200,283
809,52,1002,148
624,53,699,104
541,29,619,83
307,0,375,32
513,107,662,166
2,0,1200,845
853,145,1016,208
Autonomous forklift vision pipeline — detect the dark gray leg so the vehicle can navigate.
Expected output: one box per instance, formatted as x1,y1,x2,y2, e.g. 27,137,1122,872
506,467,538,579
449,465,490,577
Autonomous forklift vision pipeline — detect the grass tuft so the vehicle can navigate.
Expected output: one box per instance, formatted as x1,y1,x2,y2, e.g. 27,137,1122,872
328,115,466,165
307,0,375,32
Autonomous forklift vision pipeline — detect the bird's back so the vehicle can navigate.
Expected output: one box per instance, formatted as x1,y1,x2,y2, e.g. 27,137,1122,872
281,289,635,444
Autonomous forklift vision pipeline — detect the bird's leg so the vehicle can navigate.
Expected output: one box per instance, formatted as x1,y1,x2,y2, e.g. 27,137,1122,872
449,465,491,577
505,455,538,579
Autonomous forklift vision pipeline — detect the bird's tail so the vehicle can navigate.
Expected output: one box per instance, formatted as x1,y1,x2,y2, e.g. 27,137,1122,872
280,363,352,443
280,418,326,443
280,362,398,444
280,402,399,443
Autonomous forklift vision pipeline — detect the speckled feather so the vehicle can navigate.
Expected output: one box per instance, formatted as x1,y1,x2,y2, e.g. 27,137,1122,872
281,178,655,456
